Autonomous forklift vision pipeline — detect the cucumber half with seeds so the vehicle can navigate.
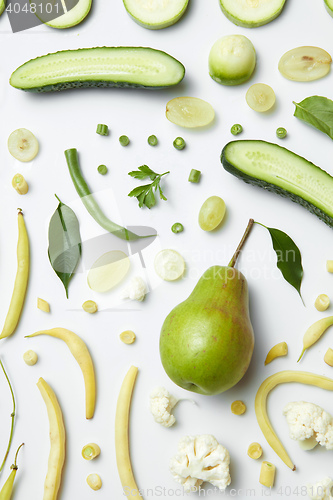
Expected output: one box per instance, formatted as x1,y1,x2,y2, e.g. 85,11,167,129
34,0,92,29
123,0,189,29
221,140,333,228
219,0,287,28
10,47,185,92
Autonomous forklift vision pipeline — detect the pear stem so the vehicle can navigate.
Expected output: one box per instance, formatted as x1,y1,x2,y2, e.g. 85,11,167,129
228,219,255,268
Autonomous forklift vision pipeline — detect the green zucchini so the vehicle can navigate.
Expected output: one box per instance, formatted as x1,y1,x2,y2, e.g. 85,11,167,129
33,0,92,29
123,0,189,29
10,47,185,92
219,0,287,28
221,140,333,228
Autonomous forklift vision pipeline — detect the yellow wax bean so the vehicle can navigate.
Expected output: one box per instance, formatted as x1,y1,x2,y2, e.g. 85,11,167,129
298,316,333,362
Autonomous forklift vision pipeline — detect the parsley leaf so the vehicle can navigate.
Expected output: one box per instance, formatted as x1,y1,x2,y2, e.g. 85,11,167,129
128,165,169,209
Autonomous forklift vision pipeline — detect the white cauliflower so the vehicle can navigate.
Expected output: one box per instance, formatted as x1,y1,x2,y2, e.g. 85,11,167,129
170,434,231,492
283,401,333,450
150,387,178,427
307,477,333,500
121,276,147,302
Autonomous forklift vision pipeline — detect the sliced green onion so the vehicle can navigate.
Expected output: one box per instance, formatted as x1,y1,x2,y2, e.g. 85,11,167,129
173,137,186,150
188,169,201,183
276,127,287,139
97,165,108,175
171,223,184,234
119,135,130,146
148,135,158,146
96,124,109,136
231,124,243,136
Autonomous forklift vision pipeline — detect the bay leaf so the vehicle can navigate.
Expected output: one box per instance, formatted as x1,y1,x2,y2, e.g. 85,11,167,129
48,195,82,298
293,96,333,140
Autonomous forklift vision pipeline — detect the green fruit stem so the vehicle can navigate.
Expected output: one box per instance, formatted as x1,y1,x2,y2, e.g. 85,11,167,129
228,219,254,268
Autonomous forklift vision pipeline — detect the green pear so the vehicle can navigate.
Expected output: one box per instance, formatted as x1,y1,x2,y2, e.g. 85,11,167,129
159,220,255,396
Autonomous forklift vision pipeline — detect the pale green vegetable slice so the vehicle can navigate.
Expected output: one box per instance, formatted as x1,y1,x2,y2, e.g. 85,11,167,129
209,35,256,86
199,196,226,231
278,46,332,82
87,251,130,292
219,0,286,28
123,0,189,29
325,0,333,17
166,97,215,128
8,128,39,162
0,0,6,16
154,250,185,281
34,0,92,28
246,83,275,112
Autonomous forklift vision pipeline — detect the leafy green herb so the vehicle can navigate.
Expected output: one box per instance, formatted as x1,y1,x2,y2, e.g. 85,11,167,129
293,96,333,140
256,222,304,302
128,165,169,209
48,195,82,298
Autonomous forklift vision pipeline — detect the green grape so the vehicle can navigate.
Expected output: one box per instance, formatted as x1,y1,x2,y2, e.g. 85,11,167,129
246,83,275,112
166,97,215,128
198,196,226,231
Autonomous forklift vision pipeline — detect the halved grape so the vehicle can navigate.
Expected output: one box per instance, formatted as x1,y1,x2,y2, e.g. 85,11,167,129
154,249,185,281
278,46,332,82
246,83,275,112
198,196,226,231
166,97,215,128
8,128,39,162
87,251,130,292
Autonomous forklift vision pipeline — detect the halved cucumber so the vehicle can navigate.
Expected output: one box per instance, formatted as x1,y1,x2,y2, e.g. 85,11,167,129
10,47,185,92
325,0,333,17
221,140,333,228
123,0,188,29
35,0,92,29
0,0,6,16
219,0,287,28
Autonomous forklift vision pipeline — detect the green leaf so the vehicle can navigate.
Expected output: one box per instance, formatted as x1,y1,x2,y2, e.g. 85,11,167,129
293,96,333,140
257,223,304,302
48,195,82,298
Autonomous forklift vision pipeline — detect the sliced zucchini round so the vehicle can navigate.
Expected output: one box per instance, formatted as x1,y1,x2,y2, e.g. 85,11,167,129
41,0,93,29
219,0,287,28
123,0,189,29
325,0,333,17
0,0,6,16
10,47,185,92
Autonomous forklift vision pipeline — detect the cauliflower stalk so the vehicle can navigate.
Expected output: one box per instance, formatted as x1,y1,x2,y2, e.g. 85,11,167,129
121,276,147,302
150,387,178,428
170,435,231,492
283,401,333,450
307,477,333,500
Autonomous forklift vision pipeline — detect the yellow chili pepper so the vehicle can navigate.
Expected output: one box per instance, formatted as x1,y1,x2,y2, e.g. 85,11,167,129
26,328,96,419
0,443,24,500
0,210,29,340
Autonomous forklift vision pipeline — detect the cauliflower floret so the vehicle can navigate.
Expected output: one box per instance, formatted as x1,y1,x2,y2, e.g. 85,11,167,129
170,434,231,492
121,276,147,302
307,477,333,500
283,401,333,450
150,387,178,427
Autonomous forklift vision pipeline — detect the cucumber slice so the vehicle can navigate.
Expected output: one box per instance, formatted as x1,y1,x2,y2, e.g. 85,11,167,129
325,0,333,17
221,140,333,228
219,0,287,28
35,0,92,29
123,0,189,29
0,0,6,16
10,47,185,92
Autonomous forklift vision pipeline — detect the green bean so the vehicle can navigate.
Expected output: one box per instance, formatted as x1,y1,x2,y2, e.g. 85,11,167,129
65,148,152,241
0,360,15,473
96,124,108,136
119,135,130,146
188,169,201,183
171,223,184,233
230,124,243,135
97,165,108,175
148,135,158,146
276,127,287,139
173,137,186,150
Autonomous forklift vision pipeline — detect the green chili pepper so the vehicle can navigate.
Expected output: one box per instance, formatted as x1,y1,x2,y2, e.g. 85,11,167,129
65,148,152,241
148,135,158,146
0,443,24,500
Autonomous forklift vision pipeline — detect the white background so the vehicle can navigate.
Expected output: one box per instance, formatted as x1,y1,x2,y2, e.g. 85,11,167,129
1,0,333,498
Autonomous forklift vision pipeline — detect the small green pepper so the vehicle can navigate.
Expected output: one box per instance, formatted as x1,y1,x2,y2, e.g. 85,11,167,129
148,135,158,147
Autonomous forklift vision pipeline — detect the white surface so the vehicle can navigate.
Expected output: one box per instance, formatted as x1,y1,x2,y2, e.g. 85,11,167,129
0,1,333,499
